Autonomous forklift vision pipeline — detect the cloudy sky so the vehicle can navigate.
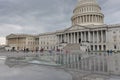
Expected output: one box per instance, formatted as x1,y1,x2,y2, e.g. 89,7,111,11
0,0,120,44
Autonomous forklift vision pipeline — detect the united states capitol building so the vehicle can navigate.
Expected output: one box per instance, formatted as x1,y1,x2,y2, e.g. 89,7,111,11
6,0,120,52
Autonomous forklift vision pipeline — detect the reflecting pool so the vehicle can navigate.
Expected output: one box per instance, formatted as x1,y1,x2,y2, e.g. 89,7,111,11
0,56,72,80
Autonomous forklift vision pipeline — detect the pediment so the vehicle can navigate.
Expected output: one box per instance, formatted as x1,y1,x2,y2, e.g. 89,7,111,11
6,34,15,37
65,25,86,32
69,26,85,30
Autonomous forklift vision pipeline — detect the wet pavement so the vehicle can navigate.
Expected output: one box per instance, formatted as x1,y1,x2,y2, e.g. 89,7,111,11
1,51,120,80
0,56,72,80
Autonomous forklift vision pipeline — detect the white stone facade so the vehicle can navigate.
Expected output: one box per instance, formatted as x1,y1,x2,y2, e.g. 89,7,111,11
39,32,58,50
106,26,120,51
6,34,39,51
57,25,107,51
72,0,104,26
57,25,120,51
56,0,120,52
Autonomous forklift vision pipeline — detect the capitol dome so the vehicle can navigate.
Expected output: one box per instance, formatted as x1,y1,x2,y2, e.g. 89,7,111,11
71,0,104,26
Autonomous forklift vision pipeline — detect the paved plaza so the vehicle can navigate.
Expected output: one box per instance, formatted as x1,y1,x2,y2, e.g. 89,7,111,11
0,57,72,80
0,51,46,57
0,51,120,80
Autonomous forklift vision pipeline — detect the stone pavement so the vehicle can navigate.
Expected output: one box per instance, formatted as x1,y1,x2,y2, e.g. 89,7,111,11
1,51,120,80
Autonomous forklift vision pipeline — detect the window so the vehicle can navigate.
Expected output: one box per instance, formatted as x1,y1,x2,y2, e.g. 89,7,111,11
91,45,93,51
114,45,117,49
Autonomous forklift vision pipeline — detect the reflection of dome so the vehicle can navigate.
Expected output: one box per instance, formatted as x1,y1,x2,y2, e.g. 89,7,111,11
72,0,104,26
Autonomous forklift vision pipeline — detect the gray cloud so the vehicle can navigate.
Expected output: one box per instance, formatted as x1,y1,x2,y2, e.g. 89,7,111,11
0,0,119,37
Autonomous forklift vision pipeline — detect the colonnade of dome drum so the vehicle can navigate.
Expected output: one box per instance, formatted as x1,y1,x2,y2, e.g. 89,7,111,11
72,0,104,26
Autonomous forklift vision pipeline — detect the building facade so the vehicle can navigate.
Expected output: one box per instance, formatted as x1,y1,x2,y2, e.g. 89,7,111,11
56,0,120,52
6,0,120,52
39,32,58,50
6,34,39,51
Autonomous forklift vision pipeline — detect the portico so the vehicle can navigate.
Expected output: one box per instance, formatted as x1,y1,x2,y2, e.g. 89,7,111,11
57,27,107,51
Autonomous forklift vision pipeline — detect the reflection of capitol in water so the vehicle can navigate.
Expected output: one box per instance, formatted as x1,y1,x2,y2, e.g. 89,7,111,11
1,52,120,80
0,56,72,80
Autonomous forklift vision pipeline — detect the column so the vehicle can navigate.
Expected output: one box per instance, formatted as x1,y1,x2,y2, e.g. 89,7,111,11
84,16,86,23
101,30,103,43
92,15,94,22
99,16,101,22
88,31,91,50
98,16,99,22
60,34,62,43
87,15,88,22
83,16,85,23
98,16,100,22
95,16,97,22
59,35,61,43
105,30,107,43
83,32,85,42
74,18,76,24
62,34,64,42
68,33,69,43
64,33,66,43
61,34,63,43
100,16,101,22
67,33,69,43
93,31,95,43
57,35,59,44
74,32,76,43
81,32,83,43
66,33,67,43
72,33,74,43
70,33,72,43
97,45,100,51
85,15,87,22
97,15,98,22
101,45,103,51
76,18,77,24
82,16,84,23
93,45,95,51
80,16,81,23
77,32,79,43
89,15,90,22
58,35,60,44
84,32,86,42
76,17,78,23
97,31,99,43
88,31,91,42
78,17,80,24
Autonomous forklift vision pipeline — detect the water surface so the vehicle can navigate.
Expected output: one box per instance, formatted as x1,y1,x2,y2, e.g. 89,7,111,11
0,56,72,80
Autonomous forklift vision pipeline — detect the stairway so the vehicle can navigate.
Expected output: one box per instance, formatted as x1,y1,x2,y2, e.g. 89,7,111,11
63,43,80,51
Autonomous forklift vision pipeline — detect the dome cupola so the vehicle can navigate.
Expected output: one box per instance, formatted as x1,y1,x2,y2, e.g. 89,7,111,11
71,0,104,26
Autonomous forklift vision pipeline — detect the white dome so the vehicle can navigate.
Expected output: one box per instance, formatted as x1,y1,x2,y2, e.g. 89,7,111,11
71,0,104,26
